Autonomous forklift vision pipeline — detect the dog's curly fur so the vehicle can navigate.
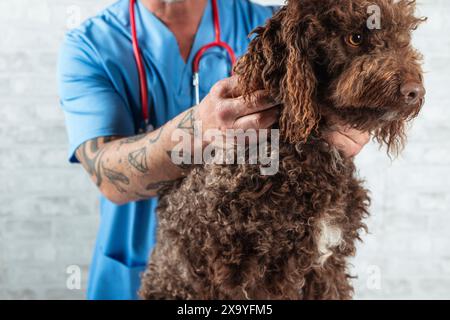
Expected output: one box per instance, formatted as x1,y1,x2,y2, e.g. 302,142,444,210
140,0,425,299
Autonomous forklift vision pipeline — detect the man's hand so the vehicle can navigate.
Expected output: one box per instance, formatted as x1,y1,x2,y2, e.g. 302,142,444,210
324,126,371,158
196,76,280,133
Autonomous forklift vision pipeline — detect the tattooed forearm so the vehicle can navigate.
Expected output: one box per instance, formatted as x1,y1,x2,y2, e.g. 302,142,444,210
177,108,195,134
166,150,193,170
128,147,149,173
102,164,130,193
134,192,152,200
149,126,164,144
134,179,176,200
76,136,117,187
119,133,147,146
74,107,197,204
146,179,177,192
117,126,163,152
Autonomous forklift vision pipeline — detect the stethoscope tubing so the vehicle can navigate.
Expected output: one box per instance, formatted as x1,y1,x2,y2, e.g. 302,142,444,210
130,0,236,131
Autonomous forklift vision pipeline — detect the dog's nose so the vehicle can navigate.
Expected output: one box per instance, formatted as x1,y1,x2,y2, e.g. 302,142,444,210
400,82,425,105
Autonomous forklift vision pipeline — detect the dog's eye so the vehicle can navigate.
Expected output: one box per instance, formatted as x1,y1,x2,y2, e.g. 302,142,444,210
346,33,364,47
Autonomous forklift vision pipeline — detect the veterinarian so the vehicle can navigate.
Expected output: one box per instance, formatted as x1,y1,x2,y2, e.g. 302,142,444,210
58,0,370,300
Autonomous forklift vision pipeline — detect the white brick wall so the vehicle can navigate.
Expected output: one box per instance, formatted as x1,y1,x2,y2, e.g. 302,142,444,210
0,0,448,300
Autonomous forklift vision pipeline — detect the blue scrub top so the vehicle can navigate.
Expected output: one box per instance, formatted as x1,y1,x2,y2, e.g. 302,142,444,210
58,0,277,300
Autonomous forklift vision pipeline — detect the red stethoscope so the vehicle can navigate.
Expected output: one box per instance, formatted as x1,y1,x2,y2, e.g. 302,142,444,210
129,0,236,131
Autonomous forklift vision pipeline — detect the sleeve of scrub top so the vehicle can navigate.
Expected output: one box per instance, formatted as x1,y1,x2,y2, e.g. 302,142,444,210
58,31,135,164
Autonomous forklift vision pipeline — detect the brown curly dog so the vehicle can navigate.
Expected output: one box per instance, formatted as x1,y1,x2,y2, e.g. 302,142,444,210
140,0,425,300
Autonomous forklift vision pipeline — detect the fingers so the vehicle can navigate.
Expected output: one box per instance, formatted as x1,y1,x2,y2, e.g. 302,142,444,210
203,76,282,134
325,133,361,158
324,126,371,158
215,92,279,125
212,76,241,98
232,107,280,131
212,76,279,115
229,91,280,119
338,126,371,147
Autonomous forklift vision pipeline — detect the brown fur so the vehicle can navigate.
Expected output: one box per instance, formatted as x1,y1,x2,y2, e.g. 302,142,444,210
140,0,425,300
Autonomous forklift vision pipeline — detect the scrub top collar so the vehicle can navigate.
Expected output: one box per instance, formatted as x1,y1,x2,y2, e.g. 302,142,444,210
106,0,220,95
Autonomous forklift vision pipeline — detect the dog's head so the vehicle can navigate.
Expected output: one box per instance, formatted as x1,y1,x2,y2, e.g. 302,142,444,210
235,0,425,154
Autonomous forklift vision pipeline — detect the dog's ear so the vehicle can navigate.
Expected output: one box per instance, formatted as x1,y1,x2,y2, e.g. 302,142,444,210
235,6,320,144
279,8,320,144
233,9,287,99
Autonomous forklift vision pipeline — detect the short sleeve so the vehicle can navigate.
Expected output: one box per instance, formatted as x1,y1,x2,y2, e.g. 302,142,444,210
57,31,135,163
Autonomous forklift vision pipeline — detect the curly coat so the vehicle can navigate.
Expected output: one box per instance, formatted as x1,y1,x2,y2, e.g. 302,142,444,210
140,0,425,299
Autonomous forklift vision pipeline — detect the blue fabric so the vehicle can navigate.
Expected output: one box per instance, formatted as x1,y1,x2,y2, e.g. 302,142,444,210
58,0,277,300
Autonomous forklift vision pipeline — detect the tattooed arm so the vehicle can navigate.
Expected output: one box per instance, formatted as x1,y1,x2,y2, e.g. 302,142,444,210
75,108,197,204
75,76,281,204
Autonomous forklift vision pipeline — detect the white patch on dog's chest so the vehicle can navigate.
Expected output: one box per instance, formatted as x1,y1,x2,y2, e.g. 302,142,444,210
315,218,343,265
